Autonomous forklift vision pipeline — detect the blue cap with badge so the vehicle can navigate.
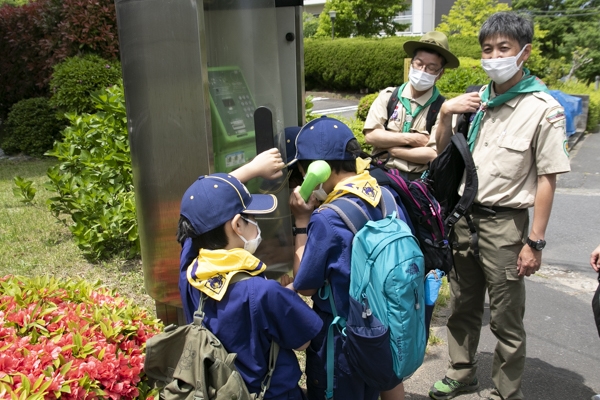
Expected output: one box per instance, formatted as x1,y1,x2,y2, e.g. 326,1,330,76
291,116,356,163
180,173,277,235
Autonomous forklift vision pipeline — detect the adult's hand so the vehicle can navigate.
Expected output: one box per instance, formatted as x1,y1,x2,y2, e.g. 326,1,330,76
517,244,542,277
591,244,600,272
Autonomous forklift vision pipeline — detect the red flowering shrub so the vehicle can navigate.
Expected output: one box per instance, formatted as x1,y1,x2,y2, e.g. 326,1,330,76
0,275,163,399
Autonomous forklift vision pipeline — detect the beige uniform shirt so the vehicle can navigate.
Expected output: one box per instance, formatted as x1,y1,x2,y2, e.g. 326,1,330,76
363,85,440,173
457,85,571,208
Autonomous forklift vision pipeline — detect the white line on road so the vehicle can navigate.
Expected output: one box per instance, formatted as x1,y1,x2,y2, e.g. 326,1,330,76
555,187,600,196
312,105,358,115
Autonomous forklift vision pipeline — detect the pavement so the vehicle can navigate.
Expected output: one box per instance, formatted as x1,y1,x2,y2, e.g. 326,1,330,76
403,131,600,400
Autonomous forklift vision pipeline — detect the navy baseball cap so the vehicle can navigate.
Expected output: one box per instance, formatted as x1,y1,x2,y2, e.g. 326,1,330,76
293,116,356,162
180,173,277,235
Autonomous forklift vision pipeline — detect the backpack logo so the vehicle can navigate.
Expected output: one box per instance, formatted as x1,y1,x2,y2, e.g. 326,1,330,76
179,343,196,370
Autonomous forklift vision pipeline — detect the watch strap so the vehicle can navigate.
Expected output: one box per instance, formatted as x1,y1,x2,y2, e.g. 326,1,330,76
293,227,307,236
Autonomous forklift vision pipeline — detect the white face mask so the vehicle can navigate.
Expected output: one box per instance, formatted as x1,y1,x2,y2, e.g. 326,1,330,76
408,66,439,92
481,44,528,85
313,183,328,202
238,216,262,254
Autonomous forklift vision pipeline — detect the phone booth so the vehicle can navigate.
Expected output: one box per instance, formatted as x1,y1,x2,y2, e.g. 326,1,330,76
114,0,304,325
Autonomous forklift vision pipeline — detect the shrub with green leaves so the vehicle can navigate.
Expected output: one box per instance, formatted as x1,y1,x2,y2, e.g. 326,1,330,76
356,93,379,122
1,97,64,156
304,35,483,93
44,81,139,260
0,274,162,398
49,54,122,115
437,57,490,94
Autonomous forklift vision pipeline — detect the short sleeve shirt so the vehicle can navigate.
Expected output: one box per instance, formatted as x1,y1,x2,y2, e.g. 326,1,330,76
459,85,571,208
363,85,440,173
202,277,323,398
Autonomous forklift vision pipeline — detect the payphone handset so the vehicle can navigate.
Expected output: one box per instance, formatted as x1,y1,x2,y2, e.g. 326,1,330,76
208,66,257,173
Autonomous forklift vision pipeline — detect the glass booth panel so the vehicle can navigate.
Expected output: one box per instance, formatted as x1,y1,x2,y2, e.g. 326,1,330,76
204,0,293,277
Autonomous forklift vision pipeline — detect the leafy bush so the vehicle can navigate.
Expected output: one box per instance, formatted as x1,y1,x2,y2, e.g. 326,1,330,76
44,82,139,260
436,57,490,94
304,35,483,93
356,93,379,121
1,97,64,156
50,54,122,115
0,0,119,118
0,275,162,398
305,37,405,92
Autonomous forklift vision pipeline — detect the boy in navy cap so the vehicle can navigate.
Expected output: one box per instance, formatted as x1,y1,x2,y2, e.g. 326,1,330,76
287,117,407,400
177,166,323,399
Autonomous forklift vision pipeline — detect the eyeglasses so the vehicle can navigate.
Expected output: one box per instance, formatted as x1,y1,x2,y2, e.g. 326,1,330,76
411,60,443,75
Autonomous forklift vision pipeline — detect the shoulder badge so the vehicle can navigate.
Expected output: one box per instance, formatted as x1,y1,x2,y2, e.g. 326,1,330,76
546,107,566,126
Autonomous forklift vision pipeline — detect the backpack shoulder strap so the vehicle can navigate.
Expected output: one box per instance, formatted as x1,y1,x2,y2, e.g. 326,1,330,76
383,86,401,130
425,94,446,134
379,187,398,218
444,133,478,230
321,197,370,235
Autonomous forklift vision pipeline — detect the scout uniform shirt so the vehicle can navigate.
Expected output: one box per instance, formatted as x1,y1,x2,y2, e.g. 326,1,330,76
363,84,440,174
458,84,571,208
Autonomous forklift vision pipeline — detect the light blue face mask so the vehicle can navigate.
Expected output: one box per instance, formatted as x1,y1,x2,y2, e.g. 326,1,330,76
238,216,262,254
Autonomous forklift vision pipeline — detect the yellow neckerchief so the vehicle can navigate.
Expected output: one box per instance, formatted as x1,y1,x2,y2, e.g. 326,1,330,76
322,158,381,207
187,248,267,301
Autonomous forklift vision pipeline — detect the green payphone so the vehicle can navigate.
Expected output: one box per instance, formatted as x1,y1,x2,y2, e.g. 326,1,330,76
208,66,257,173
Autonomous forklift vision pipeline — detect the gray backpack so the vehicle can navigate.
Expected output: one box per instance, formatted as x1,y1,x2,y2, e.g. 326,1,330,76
144,281,279,400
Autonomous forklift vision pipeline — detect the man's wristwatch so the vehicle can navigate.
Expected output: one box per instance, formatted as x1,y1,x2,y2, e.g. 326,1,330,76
292,226,307,236
526,237,546,251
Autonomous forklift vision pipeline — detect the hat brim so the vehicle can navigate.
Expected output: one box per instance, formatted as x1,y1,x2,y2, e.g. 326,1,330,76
244,194,277,214
403,41,460,69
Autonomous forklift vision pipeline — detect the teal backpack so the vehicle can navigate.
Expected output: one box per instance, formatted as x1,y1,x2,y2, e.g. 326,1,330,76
320,187,426,396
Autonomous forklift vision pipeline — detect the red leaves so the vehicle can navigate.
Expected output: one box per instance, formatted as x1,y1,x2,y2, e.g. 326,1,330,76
0,275,163,398
0,0,120,117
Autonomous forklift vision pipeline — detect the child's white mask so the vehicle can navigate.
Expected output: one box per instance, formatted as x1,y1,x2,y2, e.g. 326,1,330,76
238,216,262,254
480,44,528,85
313,183,328,202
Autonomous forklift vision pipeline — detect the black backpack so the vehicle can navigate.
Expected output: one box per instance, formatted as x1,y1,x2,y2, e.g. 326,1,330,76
422,85,481,255
384,86,446,134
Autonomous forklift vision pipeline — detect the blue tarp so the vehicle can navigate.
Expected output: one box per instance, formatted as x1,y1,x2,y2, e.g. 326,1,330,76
549,90,583,137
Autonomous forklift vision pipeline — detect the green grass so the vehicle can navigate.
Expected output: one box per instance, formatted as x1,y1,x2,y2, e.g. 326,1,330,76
0,157,155,313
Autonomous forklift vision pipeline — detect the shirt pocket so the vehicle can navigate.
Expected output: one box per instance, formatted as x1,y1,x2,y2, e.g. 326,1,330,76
490,135,531,180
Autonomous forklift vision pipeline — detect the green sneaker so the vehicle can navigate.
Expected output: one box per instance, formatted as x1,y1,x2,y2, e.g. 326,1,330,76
429,377,479,399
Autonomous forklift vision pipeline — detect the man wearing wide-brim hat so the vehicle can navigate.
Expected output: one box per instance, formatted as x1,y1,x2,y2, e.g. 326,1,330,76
363,31,460,181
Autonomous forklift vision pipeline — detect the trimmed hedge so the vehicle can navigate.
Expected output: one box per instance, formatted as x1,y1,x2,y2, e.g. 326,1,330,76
304,35,482,93
50,54,122,115
1,97,64,156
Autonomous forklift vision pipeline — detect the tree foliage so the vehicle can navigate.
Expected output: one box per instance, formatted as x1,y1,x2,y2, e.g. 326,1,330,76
513,0,600,82
436,0,511,36
315,0,409,38
303,11,319,38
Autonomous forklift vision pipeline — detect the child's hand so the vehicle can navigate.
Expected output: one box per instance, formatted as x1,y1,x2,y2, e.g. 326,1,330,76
289,186,317,225
280,274,294,288
230,148,285,183
250,148,285,180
